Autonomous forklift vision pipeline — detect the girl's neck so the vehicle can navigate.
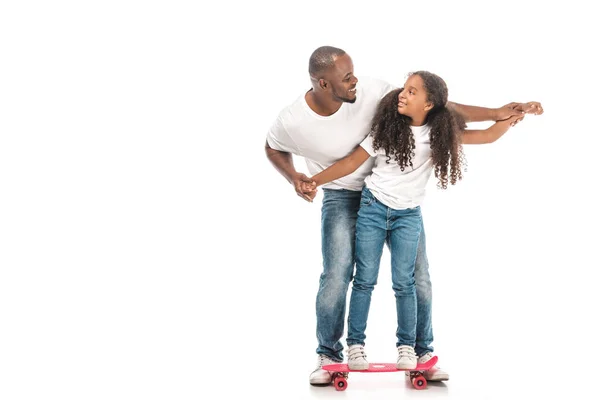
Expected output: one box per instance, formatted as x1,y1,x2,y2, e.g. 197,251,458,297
410,114,427,126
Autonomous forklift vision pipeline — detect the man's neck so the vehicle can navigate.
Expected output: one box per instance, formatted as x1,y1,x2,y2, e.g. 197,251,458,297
305,90,343,117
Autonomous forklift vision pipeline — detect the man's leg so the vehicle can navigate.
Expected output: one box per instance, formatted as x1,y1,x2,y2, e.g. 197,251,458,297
310,188,361,385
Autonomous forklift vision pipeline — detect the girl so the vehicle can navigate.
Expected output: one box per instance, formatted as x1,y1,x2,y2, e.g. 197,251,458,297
303,71,520,370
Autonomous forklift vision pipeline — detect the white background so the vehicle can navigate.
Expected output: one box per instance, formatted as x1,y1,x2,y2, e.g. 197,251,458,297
1,1,599,399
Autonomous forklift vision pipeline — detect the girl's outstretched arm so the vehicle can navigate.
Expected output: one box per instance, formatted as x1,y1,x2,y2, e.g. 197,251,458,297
461,115,521,144
312,146,371,187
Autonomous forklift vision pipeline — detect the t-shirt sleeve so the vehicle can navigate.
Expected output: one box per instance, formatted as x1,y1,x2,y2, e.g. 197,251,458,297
265,115,299,154
359,134,377,157
378,79,398,99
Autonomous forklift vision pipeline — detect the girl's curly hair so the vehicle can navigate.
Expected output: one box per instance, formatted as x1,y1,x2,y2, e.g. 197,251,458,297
371,71,466,189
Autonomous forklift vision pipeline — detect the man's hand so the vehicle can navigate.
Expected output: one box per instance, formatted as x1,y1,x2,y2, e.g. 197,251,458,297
303,186,318,202
495,102,525,122
292,173,317,202
495,101,544,126
512,101,544,115
300,180,318,199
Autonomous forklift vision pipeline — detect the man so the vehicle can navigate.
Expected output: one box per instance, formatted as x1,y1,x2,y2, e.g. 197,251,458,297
265,46,543,386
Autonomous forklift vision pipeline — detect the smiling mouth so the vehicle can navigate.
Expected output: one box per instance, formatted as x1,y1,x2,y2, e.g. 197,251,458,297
349,87,356,93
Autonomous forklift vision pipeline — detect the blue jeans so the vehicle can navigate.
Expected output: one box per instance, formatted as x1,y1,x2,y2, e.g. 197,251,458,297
347,187,422,348
316,188,434,360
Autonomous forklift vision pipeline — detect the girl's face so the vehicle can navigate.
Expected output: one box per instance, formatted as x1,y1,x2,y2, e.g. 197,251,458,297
397,74,433,120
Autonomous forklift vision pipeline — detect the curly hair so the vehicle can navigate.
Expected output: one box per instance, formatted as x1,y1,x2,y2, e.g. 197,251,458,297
371,71,466,189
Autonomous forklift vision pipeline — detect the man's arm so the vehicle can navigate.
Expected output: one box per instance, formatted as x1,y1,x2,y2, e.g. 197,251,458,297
265,141,316,202
448,101,544,123
447,101,518,123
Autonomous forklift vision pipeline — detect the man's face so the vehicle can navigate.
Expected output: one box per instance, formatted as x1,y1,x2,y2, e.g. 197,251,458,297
323,54,358,103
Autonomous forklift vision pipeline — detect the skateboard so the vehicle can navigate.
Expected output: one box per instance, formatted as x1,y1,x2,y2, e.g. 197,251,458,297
323,355,438,391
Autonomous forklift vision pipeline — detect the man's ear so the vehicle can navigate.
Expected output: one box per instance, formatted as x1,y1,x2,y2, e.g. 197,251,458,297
319,79,328,90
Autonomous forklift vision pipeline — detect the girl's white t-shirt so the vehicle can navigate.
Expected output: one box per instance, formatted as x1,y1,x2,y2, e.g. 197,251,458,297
361,124,433,210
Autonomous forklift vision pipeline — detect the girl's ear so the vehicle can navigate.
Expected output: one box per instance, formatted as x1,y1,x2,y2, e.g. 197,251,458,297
424,102,434,112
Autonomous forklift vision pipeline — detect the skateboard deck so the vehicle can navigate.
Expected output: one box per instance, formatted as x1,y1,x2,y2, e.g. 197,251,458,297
323,355,438,391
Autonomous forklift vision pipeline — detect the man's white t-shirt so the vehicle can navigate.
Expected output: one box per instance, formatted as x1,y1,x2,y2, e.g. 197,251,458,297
266,77,394,191
360,125,433,210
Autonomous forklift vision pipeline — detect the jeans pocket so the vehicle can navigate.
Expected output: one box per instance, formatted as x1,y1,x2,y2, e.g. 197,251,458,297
360,190,374,207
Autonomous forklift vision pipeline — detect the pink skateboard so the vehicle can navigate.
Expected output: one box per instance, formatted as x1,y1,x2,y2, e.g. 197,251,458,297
323,355,438,391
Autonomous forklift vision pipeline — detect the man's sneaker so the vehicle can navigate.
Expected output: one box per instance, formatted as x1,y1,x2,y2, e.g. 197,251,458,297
309,354,338,386
419,352,449,381
396,345,417,369
403,352,450,381
347,344,369,370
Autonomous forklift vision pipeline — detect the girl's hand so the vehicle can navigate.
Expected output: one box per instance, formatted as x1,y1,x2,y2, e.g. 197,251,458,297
494,115,522,133
300,180,317,194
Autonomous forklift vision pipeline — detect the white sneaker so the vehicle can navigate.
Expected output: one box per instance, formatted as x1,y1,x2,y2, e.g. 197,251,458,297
404,352,450,381
396,345,417,369
309,354,338,386
347,344,369,370
419,352,449,381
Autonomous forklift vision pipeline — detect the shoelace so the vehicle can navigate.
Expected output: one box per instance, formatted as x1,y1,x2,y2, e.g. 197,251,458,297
419,353,432,363
347,346,367,361
317,354,333,367
397,345,416,359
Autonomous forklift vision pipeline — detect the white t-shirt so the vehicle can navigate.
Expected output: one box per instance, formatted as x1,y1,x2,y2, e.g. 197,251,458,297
360,125,433,210
266,77,394,191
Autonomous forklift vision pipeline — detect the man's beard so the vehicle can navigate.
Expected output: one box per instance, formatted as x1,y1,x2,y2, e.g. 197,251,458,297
333,87,356,104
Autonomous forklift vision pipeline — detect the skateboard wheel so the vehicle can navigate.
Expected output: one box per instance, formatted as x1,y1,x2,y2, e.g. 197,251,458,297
334,377,347,391
412,375,427,390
